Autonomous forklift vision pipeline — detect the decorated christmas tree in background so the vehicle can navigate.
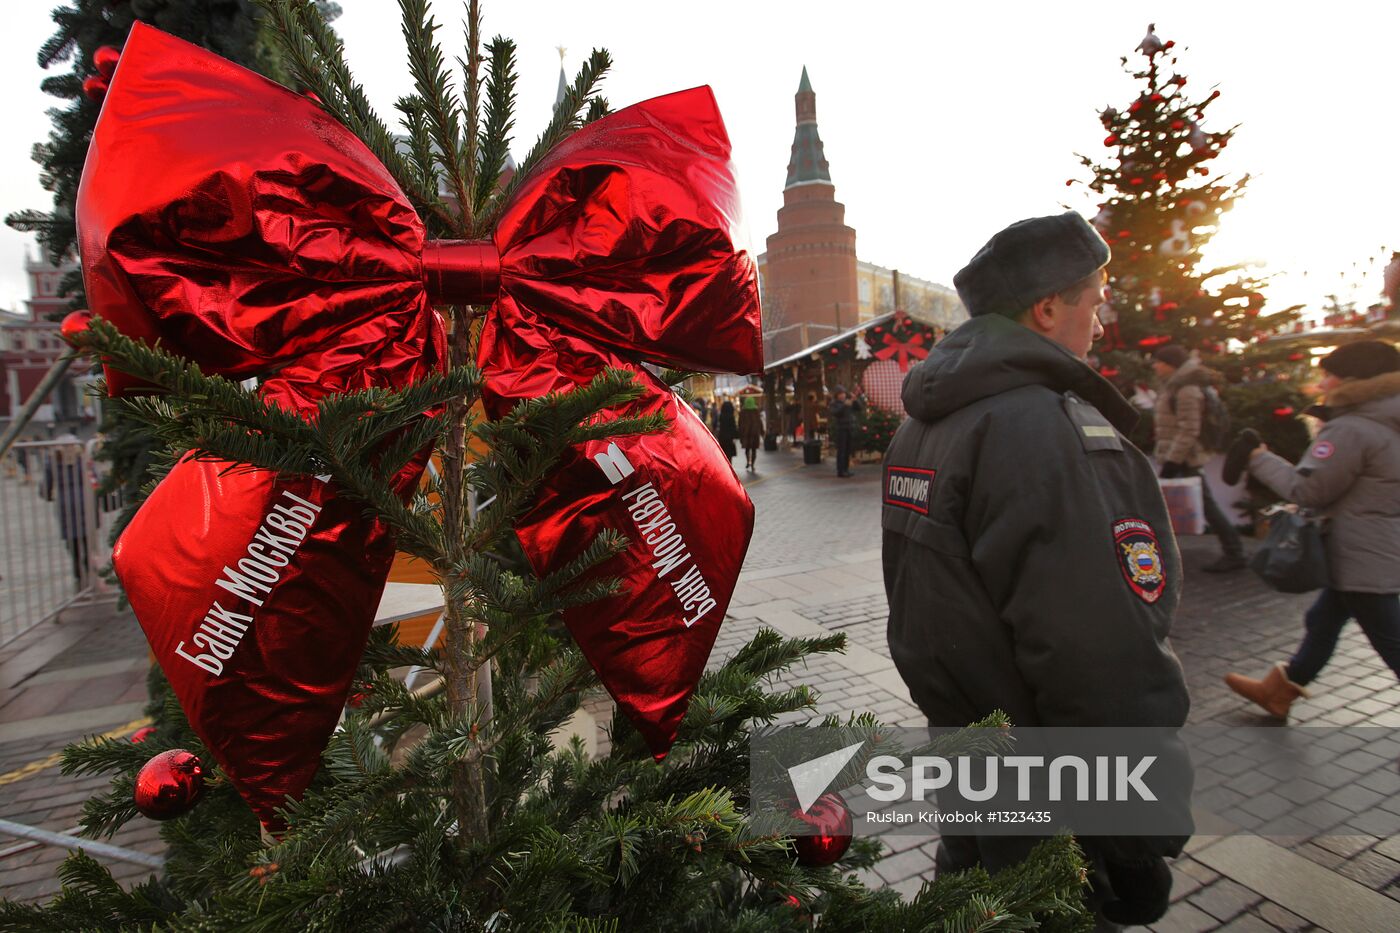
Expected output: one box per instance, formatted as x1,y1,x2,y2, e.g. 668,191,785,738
1076,23,1303,383
1,1,1090,929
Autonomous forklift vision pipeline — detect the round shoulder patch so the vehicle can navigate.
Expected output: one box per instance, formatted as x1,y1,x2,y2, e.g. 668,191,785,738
1113,518,1166,605
1311,441,1335,460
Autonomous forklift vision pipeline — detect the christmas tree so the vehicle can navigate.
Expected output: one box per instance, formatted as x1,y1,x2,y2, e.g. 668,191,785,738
1,2,1090,928
1078,23,1302,380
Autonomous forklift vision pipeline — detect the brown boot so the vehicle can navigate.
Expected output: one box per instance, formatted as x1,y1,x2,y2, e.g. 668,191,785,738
1224,662,1309,720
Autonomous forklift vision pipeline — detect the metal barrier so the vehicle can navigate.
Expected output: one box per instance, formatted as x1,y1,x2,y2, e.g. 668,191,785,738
0,438,123,646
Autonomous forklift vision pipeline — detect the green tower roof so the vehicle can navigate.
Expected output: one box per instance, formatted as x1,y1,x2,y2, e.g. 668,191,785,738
785,66,831,188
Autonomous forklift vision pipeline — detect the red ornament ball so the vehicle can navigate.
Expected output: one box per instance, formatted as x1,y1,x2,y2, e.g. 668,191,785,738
1129,177,1144,186
1104,134,1119,146
1128,100,1143,113
829,348,839,355
1171,120,1185,130
93,45,121,79
791,792,853,867
1164,40,1176,50
1116,229,1131,240
82,75,108,102
129,725,157,744
134,750,205,820
59,310,93,344
1273,406,1295,419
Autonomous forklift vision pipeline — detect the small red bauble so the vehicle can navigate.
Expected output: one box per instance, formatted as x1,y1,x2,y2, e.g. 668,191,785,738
1152,171,1167,180
1099,367,1120,378
93,46,121,79
791,792,853,867
59,309,93,344
82,75,108,102
1273,406,1295,418
1171,120,1185,130
829,348,838,355
1104,134,1119,146
129,726,157,744
1164,40,1176,49
1150,93,1164,102
1129,177,1144,186
134,749,205,820
1116,230,1131,239
1128,100,1143,113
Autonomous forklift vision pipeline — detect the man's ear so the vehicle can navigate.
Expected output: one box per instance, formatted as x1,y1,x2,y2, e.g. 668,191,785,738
1025,296,1056,334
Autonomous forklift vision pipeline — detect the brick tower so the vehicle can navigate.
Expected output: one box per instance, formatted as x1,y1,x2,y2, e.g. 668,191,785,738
762,67,858,361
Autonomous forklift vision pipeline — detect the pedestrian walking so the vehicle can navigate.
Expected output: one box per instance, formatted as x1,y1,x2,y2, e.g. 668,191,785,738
1151,344,1246,571
1224,340,1400,719
827,386,863,477
716,396,738,463
43,436,90,586
882,212,1190,929
737,395,764,471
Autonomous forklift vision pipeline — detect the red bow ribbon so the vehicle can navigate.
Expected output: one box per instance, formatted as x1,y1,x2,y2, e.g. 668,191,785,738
873,332,929,371
78,24,761,823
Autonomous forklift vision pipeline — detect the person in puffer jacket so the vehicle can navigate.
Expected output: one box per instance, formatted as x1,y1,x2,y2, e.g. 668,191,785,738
1224,340,1400,719
1152,344,1246,571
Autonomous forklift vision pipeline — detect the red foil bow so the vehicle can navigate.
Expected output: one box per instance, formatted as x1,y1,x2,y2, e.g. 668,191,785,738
873,332,929,372
77,23,761,824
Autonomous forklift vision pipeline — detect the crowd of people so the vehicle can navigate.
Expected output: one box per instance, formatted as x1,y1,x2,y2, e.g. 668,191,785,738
691,387,867,477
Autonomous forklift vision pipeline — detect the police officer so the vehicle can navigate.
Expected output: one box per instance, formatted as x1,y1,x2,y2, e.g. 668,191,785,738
882,212,1191,928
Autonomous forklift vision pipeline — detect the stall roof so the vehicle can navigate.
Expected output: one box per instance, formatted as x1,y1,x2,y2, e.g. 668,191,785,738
764,311,897,372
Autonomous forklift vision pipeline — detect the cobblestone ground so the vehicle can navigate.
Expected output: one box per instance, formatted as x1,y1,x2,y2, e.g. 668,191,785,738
719,446,1400,932
6,444,1400,930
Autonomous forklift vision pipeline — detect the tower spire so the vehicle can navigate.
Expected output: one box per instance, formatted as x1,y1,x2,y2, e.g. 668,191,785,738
785,66,831,188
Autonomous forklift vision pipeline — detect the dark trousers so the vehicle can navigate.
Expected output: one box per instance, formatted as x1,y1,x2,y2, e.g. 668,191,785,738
1183,467,1243,558
834,428,853,475
1286,589,1400,685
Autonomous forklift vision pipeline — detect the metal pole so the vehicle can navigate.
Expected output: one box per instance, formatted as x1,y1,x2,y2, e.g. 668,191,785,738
0,816,165,869
0,354,76,460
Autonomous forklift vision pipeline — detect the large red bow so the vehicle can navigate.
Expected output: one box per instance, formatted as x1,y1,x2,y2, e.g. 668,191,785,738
873,332,929,372
78,23,761,823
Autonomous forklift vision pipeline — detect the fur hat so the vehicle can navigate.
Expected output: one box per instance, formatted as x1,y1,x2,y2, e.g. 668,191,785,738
1153,345,1190,368
1320,340,1400,380
953,211,1111,318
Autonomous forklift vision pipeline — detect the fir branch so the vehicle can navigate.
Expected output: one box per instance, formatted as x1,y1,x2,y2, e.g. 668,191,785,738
481,48,611,229
394,94,442,206
461,0,483,223
474,36,517,214
398,0,472,233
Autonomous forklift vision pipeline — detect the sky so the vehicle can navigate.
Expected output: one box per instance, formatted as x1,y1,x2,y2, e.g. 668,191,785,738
0,1,1395,322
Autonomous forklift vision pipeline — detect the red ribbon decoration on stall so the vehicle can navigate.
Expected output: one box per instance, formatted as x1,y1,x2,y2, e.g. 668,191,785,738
77,23,761,824
873,332,929,372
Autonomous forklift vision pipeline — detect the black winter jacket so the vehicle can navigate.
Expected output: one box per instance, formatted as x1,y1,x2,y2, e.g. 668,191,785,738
882,314,1192,859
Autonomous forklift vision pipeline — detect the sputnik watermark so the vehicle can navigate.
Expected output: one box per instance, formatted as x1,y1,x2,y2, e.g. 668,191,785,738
753,725,1400,838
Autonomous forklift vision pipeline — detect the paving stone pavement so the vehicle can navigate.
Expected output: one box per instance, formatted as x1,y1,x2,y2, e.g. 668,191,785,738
718,445,1400,931
5,444,1400,930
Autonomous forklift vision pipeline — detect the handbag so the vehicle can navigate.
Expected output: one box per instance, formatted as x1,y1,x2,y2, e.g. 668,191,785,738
1249,509,1330,593
1158,476,1206,536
